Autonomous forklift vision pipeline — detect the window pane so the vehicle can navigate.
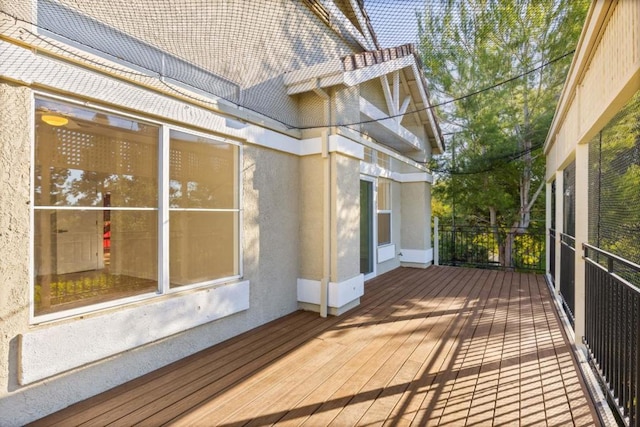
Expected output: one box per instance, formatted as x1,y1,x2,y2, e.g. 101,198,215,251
377,152,390,169
169,130,238,209
378,212,391,245
378,180,391,210
34,98,159,208
34,209,158,316
170,211,238,287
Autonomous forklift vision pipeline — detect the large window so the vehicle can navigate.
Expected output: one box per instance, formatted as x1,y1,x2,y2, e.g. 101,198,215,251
33,96,240,318
377,179,392,246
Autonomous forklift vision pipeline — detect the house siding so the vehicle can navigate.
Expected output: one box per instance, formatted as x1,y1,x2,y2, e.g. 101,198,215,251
0,1,441,423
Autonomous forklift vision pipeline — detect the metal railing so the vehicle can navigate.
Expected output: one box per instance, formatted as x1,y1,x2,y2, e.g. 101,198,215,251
584,243,639,427
437,226,545,272
549,228,556,284
560,233,575,325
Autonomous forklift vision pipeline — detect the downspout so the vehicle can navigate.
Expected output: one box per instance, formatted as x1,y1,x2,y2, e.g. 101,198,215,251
313,85,331,318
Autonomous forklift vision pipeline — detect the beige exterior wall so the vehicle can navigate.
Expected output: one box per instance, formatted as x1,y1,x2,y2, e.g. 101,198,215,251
299,155,324,280
545,0,640,178
0,1,441,423
401,182,431,249
332,154,360,282
0,82,303,426
544,0,640,345
0,82,32,411
42,0,357,127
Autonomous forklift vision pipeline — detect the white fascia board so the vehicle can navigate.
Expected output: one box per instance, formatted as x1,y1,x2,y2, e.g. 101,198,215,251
399,248,433,264
399,172,433,183
359,97,421,150
299,135,364,159
359,164,431,184
360,162,384,177
320,0,375,50
344,56,414,88
19,280,250,385
283,60,344,95
282,59,343,86
407,62,444,154
347,0,377,49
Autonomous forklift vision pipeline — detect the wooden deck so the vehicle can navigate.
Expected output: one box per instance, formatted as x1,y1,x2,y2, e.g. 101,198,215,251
31,266,600,426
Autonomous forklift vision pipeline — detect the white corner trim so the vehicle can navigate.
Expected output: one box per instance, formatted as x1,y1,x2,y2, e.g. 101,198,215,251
329,134,364,159
377,244,396,263
19,280,250,385
400,248,433,264
359,164,432,184
299,137,323,156
298,135,364,159
398,172,434,184
297,275,364,308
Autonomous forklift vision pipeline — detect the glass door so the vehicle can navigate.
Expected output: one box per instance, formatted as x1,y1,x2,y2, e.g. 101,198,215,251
360,179,375,277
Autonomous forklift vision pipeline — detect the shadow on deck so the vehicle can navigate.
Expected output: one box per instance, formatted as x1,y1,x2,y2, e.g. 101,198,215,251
31,266,600,426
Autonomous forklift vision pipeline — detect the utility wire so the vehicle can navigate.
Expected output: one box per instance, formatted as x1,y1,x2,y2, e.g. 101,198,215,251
292,49,576,130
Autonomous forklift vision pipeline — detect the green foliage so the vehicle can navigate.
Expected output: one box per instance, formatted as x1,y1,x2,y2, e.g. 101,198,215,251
419,0,589,233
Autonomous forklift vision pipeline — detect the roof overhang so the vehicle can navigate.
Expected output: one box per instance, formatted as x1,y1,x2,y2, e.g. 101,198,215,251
283,45,445,155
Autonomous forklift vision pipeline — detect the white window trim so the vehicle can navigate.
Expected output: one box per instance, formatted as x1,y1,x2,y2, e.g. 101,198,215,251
30,92,243,324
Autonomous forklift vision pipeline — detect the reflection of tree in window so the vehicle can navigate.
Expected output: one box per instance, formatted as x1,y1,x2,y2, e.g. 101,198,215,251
33,97,159,316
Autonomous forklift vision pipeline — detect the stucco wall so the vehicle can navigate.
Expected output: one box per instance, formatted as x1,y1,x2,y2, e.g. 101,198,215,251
42,0,358,128
0,85,301,425
0,82,31,415
298,155,324,280
545,0,640,178
401,182,431,250
332,153,360,282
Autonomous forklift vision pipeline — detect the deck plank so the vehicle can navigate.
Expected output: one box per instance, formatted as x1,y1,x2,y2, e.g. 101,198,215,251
29,266,601,427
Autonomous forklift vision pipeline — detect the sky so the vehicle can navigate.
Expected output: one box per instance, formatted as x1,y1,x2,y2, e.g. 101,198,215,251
364,0,426,48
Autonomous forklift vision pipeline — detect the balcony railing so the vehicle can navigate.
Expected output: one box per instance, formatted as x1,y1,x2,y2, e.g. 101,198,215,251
560,233,575,325
584,243,639,427
437,226,545,272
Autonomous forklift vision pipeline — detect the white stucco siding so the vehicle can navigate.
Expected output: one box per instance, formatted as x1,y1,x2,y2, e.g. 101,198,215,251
0,82,303,426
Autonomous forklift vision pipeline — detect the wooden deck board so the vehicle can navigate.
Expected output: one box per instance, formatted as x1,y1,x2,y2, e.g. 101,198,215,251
29,266,601,427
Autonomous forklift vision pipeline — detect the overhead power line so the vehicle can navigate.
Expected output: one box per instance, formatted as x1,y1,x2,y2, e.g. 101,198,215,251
292,49,576,130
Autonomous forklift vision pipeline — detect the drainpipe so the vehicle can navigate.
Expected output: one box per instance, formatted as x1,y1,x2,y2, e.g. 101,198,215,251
313,85,331,318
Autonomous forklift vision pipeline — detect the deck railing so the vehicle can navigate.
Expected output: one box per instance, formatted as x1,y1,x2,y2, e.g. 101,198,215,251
437,226,545,272
583,243,639,427
559,233,575,325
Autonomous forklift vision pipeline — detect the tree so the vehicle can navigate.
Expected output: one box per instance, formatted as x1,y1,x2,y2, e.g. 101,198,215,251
418,0,589,266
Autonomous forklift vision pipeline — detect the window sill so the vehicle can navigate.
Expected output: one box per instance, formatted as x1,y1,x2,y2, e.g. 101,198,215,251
19,279,249,385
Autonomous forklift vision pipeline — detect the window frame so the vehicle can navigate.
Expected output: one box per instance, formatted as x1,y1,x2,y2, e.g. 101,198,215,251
30,92,243,323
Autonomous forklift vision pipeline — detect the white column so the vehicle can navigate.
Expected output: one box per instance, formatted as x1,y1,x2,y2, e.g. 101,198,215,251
574,142,589,345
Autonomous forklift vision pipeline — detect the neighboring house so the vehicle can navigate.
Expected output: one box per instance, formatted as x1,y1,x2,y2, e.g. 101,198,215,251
544,0,639,422
0,1,443,424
